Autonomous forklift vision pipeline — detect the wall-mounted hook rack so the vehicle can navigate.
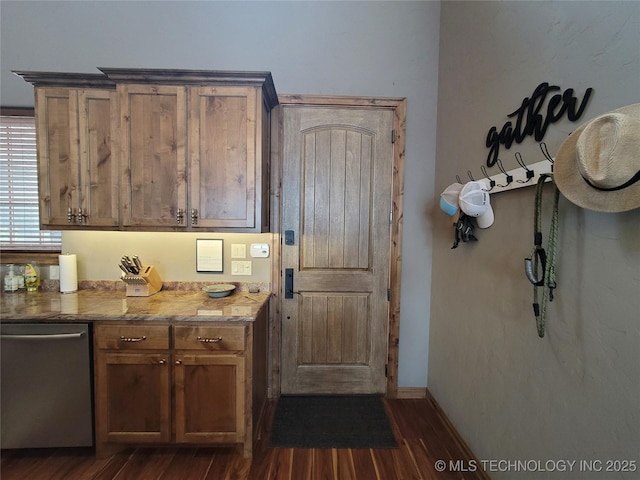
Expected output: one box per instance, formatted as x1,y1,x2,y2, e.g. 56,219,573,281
477,159,553,193
515,152,535,184
495,159,514,187
453,144,555,194
480,165,496,191
456,156,553,193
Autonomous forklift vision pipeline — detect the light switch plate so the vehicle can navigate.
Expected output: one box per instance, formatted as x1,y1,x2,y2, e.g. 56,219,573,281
231,244,246,258
250,243,270,258
231,261,252,275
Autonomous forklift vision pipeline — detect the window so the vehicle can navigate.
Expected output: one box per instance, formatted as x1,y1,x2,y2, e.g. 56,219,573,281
0,110,61,251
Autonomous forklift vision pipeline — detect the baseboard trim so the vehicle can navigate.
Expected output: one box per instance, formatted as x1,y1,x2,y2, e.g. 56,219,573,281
396,387,427,399
425,388,491,480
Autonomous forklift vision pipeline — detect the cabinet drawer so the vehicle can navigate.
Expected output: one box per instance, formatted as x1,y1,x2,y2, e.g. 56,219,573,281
95,325,170,350
174,325,245,351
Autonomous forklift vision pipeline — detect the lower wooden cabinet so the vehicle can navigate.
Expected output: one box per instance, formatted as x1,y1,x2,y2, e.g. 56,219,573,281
174,354,245,444
97,352,172,444
93,313,266,458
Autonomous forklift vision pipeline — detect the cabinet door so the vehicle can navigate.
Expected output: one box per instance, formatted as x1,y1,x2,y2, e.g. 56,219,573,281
174,354,245,444
94,352,171,444
35,88,79,226
119,84,187,227
189,86,258,229
77,89,119,226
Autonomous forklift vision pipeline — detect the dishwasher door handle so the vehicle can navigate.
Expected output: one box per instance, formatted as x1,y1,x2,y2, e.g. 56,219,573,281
0,332,86,340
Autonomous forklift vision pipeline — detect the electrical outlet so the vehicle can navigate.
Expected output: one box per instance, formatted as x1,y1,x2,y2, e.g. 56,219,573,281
50,265,60,280
231,261,252,275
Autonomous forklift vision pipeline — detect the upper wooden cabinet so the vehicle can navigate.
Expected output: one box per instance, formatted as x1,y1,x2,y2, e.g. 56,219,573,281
15,68,278,232
189,86,260,229
15,72,119,228
117,84,188,228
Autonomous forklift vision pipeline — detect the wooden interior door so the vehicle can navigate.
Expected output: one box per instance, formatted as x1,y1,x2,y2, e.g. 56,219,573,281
281,106,394,394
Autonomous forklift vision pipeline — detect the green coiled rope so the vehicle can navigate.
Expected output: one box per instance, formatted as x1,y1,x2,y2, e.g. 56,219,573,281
531,173,559,338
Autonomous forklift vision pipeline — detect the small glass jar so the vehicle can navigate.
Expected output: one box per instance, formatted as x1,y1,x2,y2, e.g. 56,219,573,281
3,264,18,293
15,265,25,290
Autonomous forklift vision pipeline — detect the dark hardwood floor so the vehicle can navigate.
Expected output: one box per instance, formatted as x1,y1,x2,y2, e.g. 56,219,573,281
0,397,489,479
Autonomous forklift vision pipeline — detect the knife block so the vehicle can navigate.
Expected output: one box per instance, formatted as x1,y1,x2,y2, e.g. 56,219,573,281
122,265,163,297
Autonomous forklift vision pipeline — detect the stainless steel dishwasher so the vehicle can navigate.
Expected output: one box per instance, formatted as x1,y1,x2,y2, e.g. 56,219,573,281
1,323,93,449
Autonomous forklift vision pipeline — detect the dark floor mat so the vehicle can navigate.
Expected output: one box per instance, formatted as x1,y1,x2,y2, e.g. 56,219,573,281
269,395,397,449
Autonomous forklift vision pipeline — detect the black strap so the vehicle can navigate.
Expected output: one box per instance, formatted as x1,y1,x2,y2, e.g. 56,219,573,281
584,169,640,192
451,214,477,249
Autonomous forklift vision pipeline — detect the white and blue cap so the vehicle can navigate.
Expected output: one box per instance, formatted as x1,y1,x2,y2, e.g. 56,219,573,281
459,181,494,228
439,183,463,216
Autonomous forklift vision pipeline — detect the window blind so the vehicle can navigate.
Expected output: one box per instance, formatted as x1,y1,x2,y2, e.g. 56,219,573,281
0,115,62,250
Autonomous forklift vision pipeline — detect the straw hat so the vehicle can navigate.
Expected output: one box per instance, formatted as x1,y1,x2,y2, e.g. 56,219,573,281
554,103,640,212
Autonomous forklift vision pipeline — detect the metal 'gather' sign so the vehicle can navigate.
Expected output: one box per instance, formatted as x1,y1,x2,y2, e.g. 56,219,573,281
485,82,593,167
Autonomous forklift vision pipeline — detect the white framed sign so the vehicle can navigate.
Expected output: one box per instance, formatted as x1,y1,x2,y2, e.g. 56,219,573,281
196,239,223,272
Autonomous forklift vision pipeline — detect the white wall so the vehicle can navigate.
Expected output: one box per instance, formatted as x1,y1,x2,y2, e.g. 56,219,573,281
431,1,640,477
0,1,441,388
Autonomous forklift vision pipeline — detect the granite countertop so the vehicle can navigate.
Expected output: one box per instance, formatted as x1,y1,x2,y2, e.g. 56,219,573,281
0,288,271,323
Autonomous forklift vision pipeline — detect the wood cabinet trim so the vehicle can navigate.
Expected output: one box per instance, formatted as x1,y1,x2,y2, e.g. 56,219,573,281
13,71,115,89
98,68,278,110
278,94,405,108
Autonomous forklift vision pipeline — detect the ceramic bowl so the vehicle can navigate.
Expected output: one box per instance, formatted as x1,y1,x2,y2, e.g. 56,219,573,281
202,284,236,298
